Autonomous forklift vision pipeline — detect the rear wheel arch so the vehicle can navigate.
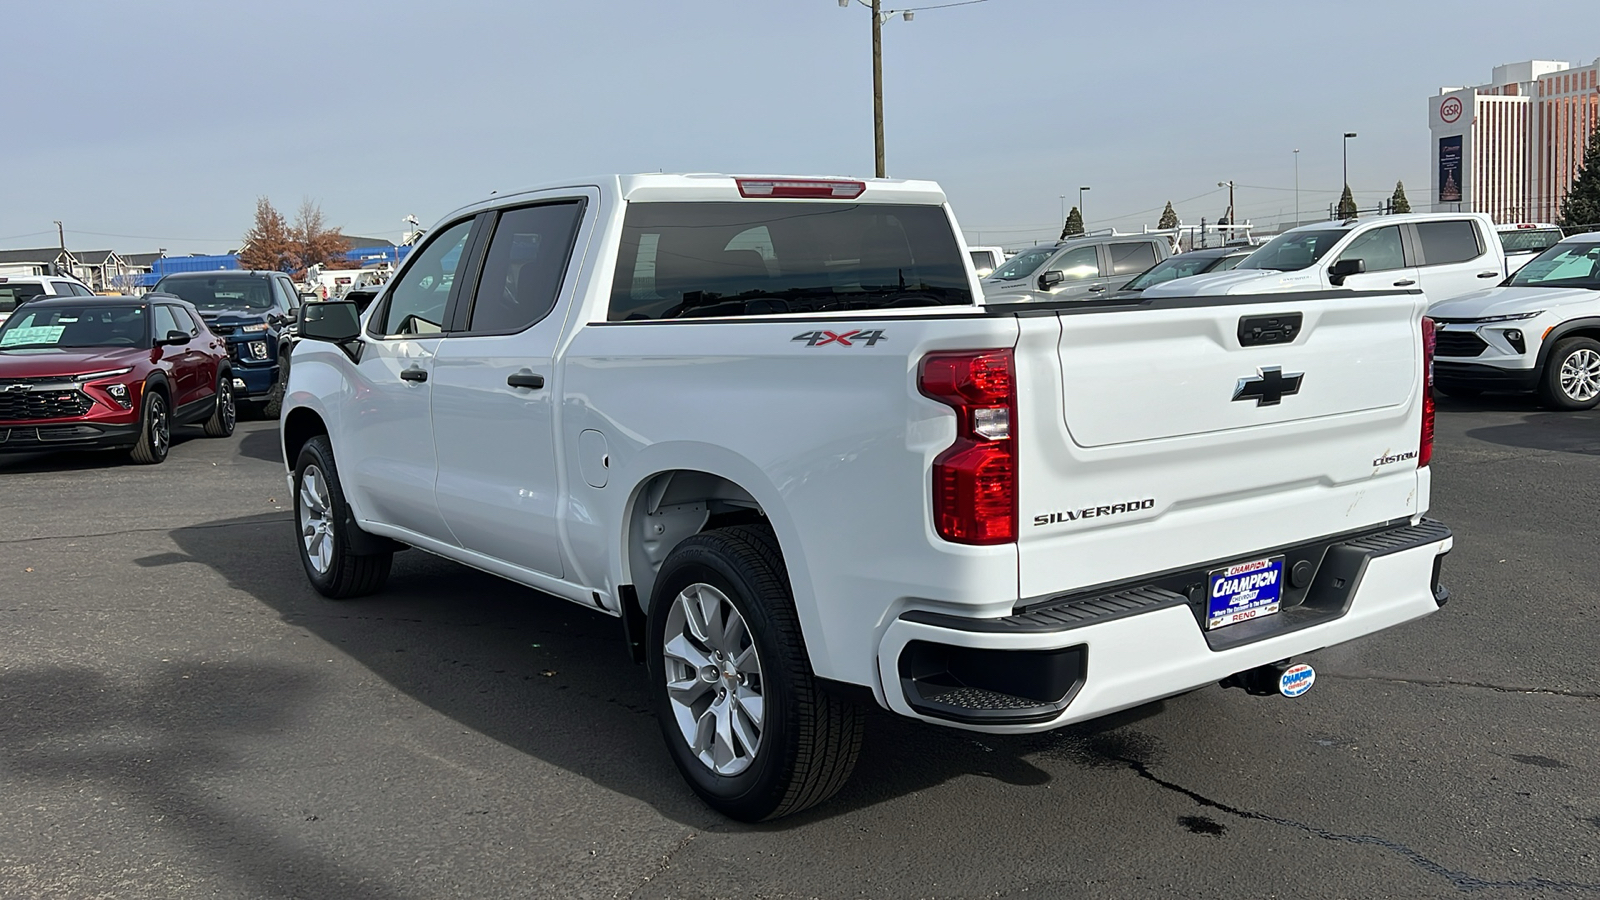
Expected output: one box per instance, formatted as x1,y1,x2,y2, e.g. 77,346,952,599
622,469,774,617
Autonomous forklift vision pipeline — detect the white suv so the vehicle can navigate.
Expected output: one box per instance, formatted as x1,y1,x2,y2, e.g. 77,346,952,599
0,274,96,324
1430,231,1600,409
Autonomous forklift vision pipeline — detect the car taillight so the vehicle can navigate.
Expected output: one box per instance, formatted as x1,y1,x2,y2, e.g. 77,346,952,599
919,349,1017,545
1420,316,1435,468
735,178,866,199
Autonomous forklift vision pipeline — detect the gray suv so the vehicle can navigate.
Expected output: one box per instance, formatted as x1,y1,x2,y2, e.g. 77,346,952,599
980,234,1171,303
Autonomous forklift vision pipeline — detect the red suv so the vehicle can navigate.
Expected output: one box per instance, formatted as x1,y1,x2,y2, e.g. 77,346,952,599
0,294,235,463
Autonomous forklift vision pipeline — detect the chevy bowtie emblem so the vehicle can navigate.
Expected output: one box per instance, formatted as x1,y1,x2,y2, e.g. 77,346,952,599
1233,366,1303,406
3,383,29,393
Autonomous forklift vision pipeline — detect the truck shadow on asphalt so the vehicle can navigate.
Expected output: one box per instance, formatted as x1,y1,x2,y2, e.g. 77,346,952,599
151,512,1171,830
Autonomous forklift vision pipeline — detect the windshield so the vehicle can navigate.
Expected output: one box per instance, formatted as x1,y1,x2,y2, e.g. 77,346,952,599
1123,253,1232,290
1505,242,1600,290
0,282,47,314
987,246,1057,281
1235,228,1347,272
0,304,148,349
1499,229,1565,254
155,275,275,310
608,202,972,320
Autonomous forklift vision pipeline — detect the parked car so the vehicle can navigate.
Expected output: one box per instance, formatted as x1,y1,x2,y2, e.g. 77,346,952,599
966,245,1008,278
282,173,1450,822
1430,231,1600,409
1497,222,1566,275
1109,245,1253,298
1143,212,1509,303
151,270,301,417
979,233,1171,303
0,274,96,325
0,294,234,462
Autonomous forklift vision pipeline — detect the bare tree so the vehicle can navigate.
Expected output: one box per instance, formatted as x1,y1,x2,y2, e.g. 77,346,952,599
292,198,353,272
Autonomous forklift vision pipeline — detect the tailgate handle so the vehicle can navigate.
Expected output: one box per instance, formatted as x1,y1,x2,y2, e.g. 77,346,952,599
1237,313,1303,347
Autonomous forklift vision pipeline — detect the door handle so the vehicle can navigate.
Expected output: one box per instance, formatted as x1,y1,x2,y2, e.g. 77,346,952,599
1087,285,1106,292
1393,279,1416,287
507,372,545,390
1477,271,1501,278
399,367,428,383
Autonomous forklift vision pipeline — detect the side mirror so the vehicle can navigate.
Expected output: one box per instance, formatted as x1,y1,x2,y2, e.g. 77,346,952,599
1039,270,1066,290
1328,257,1366,286
298,300,361,343
161,330,190,346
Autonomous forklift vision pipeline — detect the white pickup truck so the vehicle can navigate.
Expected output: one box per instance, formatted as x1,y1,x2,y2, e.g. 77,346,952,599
282,174,1452,821
1144,212,1510,303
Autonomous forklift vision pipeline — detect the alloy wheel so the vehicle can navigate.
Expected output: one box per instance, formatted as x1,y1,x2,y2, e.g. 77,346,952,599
299,464,335,575
1559,348,1600,402
661,582,766,776
151,398,169,455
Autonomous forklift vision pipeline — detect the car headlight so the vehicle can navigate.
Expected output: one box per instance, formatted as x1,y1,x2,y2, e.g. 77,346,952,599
241,323,270,333
1470,311,1544,323
248,340,269,360
105,383,133,408
75,367,134,382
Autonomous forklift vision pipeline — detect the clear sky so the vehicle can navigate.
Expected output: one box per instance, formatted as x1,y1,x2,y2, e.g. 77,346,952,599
6,0,1598,255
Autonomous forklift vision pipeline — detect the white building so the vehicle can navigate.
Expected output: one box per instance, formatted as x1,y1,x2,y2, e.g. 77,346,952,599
1429,59,1600,224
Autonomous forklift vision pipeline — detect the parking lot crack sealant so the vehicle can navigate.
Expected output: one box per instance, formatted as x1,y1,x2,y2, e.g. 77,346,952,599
1111,753,1600,894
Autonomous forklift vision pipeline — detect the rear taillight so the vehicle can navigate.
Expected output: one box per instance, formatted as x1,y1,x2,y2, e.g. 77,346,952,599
1420,316,1435,468
919,349,1017,545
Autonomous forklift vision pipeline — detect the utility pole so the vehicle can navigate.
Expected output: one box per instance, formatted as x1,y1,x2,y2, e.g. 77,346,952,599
871,0,884,177
1217,180,1236,227
53,220,66,277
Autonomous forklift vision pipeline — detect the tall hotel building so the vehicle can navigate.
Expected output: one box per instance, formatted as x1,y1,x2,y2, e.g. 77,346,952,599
1429,59,1599,223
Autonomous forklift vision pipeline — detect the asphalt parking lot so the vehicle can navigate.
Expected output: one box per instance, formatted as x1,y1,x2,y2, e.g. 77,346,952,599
2,399,1598,900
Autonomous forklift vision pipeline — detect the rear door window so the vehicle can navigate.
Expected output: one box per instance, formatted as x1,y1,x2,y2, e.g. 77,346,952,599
1416,220,1484,265
608,202,971,320
465,201,584,333
1108,241,1159,276
1050,245,1100,281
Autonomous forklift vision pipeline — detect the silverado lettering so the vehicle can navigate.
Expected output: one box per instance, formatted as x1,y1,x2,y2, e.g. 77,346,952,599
1033,498,1156,526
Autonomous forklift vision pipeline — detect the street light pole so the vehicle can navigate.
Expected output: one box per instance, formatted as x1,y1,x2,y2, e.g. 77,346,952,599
1293,149,1300,228
1059,194,1066,225
1217,181,1236,229
1342,132,1357,200
1078,186,1090,227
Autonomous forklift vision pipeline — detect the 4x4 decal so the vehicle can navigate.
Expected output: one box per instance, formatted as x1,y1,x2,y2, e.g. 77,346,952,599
792,329,887,347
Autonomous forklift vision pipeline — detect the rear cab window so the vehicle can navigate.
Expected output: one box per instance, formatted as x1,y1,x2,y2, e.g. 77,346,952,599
1499,228,1565,254
0,282,47,314
607,202,972,320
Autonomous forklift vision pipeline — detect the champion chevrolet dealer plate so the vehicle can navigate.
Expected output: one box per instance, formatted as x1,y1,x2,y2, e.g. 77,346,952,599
1206,556,1285,629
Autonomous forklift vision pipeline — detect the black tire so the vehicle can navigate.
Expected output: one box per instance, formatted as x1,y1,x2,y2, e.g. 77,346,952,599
202,372,236,437
1538,337,1600,411
293,435,392,599
1435,385,1482,399
261,371,285,419
646,524,863,822
128,390,170,464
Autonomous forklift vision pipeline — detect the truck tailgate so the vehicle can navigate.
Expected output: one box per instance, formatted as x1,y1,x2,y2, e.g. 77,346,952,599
1014,292,1430,600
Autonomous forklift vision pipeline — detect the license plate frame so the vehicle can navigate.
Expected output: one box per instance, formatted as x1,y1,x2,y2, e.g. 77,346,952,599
1206,555,1286,630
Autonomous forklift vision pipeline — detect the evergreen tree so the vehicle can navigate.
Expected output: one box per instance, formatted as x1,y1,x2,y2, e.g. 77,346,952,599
1060,206,1085,239
1157,201,1178,230
1559,126,1600,231
1336,184,1358,219
1389,181,1411,214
